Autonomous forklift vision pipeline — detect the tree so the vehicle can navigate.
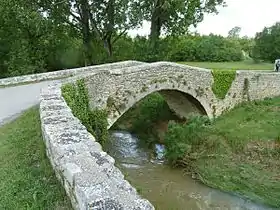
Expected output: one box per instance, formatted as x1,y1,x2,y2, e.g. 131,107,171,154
141,0,226,47
38,0,142,64
90,0,142,57
252,22,280,62
228,26,241,38
0,0,54,77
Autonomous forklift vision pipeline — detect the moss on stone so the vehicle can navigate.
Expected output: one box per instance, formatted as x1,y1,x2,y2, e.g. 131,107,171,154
243,78,250,101
119,103,126,110
107,96,115,108
211,70,236,99
195,87,204,97
140,85,148,93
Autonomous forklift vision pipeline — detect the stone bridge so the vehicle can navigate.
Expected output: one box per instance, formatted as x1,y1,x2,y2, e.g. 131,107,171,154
40,61,280,210
82,62,280,128
2,61,279,210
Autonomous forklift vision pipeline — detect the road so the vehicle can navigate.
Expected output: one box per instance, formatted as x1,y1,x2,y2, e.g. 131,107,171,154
0,80,59,126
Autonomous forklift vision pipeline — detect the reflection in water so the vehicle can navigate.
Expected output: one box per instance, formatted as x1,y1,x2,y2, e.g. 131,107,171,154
104,131,276,210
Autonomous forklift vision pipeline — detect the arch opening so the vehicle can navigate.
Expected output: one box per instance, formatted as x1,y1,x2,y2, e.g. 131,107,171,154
110,89,208,135
158,89,207,120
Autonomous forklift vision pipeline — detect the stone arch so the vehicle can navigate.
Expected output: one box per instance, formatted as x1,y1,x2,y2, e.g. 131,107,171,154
158,89,208,118
106,85,213,129
84,62,217,128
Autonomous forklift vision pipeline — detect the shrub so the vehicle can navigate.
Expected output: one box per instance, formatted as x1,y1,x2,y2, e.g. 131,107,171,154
167,35,243,62
211,70,236,99
164,116,211,166
61,79,108,145
114,92,177,146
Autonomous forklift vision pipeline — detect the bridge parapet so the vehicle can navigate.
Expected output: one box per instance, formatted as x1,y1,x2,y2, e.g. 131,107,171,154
40,82,154,210
0,60,144,87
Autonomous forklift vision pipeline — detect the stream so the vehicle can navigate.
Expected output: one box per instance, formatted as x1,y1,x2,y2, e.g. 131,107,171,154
104,131,276,210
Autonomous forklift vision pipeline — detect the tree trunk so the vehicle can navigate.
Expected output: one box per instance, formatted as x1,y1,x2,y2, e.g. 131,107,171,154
149,0,163,48
80,0,93,66
104,38,113,57
104,0,114,58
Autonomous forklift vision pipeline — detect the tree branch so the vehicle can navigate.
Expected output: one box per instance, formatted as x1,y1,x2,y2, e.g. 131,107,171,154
64,18,81,31
112,29,127,44
54,0,68,6
70,10,81,22
88,10,102,39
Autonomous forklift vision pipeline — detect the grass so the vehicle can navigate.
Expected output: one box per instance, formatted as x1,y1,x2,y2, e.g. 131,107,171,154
168,97,280,208
0,107,72,210
179,60,274,71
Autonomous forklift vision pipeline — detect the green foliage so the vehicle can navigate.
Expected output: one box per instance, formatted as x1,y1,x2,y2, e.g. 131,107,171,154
163,96,280,207
89,109,108,145
0,107,71,209
211,70,236,99
114,92,177,146
252,22,280,62
61,79,108,145
164,116,211,166
144,0,226,46
168,35,243,62
0,0,260,78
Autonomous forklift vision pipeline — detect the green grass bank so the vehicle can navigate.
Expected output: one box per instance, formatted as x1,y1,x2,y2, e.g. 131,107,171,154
179,60,274,70
164,97,280,208
0,107,71,210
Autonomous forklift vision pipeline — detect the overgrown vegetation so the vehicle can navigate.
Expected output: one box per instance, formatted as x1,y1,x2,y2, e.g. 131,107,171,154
164,97,280,208
113,92,178,147
61,79,108,145
211,69,236,99
0,107,71,209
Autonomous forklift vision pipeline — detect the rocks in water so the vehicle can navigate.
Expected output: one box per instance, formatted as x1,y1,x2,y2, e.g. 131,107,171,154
121,163,143,169
155,144,166,160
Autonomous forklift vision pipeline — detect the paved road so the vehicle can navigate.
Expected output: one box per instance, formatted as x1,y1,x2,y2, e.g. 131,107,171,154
0,80,58,126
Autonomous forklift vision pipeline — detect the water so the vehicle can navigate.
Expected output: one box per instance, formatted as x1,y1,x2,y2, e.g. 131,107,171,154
104,131,277,210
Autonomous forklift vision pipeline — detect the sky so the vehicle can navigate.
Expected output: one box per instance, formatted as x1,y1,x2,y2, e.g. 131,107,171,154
128,0,280,38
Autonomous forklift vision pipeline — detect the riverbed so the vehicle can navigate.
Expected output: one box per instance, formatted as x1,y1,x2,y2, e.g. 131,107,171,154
104,131,276,210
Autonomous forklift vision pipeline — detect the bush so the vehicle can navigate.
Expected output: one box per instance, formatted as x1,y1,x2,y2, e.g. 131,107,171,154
167,35,243,62
61,79,108,145
211,70,236,99
1,32,245,78
164,116,211,166
114,92,177,146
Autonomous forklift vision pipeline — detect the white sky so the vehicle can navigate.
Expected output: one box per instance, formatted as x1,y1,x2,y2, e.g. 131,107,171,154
128,0,280,38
